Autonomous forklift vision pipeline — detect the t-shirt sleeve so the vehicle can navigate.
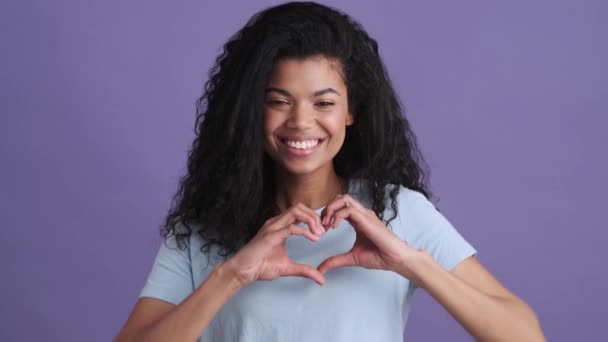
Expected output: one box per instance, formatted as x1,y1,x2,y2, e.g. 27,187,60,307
139,235,194,305
395,188,477,272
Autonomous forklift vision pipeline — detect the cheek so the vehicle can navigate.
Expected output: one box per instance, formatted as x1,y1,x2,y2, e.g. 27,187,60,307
323,112,349,136
262,112,276,135
262,111,281,147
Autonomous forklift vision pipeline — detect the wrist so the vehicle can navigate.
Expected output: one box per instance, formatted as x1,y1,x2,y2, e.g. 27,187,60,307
396,249,435,286
214,261,249,292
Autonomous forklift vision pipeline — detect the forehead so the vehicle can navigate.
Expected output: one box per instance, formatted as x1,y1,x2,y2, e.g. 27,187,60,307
267,56,346,91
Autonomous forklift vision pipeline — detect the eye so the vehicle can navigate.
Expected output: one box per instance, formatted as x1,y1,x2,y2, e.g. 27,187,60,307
316,101,335,107
267,99,289,106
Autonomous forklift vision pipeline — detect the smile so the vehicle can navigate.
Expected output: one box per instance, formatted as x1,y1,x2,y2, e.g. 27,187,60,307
278,137,325,156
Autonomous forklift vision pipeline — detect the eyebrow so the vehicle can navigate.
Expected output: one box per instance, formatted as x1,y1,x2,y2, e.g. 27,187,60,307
265,87,341,97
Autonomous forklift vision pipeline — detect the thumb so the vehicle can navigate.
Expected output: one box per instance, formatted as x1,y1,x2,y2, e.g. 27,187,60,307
317,252,356,274
284,261,326,285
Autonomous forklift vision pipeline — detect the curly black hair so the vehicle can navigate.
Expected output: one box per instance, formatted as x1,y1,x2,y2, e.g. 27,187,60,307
161,1,431,256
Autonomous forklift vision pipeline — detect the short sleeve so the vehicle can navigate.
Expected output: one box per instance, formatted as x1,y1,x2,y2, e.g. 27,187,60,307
139,235,194,305
396,188,477,272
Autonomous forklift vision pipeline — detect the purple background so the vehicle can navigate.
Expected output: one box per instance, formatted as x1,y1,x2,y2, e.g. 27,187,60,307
1,0,606,341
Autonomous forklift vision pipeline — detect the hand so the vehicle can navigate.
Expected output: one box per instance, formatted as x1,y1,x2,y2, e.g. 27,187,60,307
224,203,326,287
318,194,421,279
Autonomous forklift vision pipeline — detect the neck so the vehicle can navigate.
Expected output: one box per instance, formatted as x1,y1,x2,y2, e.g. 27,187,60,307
274,166,346,212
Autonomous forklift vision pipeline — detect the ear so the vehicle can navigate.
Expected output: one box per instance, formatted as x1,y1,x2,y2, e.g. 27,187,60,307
346,112,354,126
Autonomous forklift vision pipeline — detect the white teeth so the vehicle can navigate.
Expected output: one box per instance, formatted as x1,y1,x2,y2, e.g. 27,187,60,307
284,139,320,149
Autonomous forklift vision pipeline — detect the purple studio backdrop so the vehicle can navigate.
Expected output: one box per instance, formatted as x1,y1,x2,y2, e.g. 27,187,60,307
1,0,606,341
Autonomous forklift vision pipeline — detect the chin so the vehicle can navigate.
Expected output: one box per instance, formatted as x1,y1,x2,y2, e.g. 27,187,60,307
278,161,322,176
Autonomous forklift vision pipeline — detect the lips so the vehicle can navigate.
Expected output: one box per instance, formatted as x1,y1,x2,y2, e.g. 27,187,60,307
278,135,326,149
277,136,325,156
278,135,325,142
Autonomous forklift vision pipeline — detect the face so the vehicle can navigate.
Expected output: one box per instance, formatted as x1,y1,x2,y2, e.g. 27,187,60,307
263,56,353,177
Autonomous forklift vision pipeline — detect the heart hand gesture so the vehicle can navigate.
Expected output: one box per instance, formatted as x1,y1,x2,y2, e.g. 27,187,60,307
318,194,420,280
224,204,326,286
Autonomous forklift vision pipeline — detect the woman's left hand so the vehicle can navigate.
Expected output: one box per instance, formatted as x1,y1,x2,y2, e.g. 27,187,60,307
318,194,422,280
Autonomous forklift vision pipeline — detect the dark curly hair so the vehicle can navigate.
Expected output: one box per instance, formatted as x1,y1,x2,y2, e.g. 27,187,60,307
161,1,431,256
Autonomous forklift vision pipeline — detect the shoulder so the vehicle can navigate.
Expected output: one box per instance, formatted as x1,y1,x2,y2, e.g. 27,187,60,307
139,224,221,304
388,184,478,271
384,183,435,239
157,223,218,270
392,184,429,206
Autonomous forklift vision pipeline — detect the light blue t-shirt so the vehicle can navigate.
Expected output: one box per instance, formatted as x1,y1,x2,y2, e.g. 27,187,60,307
139,180,477,341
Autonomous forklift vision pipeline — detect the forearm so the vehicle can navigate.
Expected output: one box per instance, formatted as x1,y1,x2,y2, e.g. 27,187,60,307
126,263,243,342
404,253,545,342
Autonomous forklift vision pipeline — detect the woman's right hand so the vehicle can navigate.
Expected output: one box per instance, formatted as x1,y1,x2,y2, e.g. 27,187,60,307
222,203,327,287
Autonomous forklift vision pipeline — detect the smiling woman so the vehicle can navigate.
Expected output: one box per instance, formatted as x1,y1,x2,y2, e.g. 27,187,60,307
263,57,353,187
114,2,545,342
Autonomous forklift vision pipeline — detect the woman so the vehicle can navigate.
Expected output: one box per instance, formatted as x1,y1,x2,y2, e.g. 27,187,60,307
115,2,545,341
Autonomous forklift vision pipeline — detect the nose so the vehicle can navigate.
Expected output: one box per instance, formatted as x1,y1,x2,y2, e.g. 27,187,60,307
286,103,314,129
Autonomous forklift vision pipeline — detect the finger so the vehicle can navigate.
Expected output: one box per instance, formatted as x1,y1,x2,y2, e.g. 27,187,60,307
330,205,395,249
317,252,357,274
321,194,367,227
295,203,324,235
330,206,352,229
321,194,346,227
291,206,323,236
340,194,368,212
261,215,280,229
327,206,372,243
329,203,367,229
277,224,320,243
273,206,323,236
284,261,326,285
